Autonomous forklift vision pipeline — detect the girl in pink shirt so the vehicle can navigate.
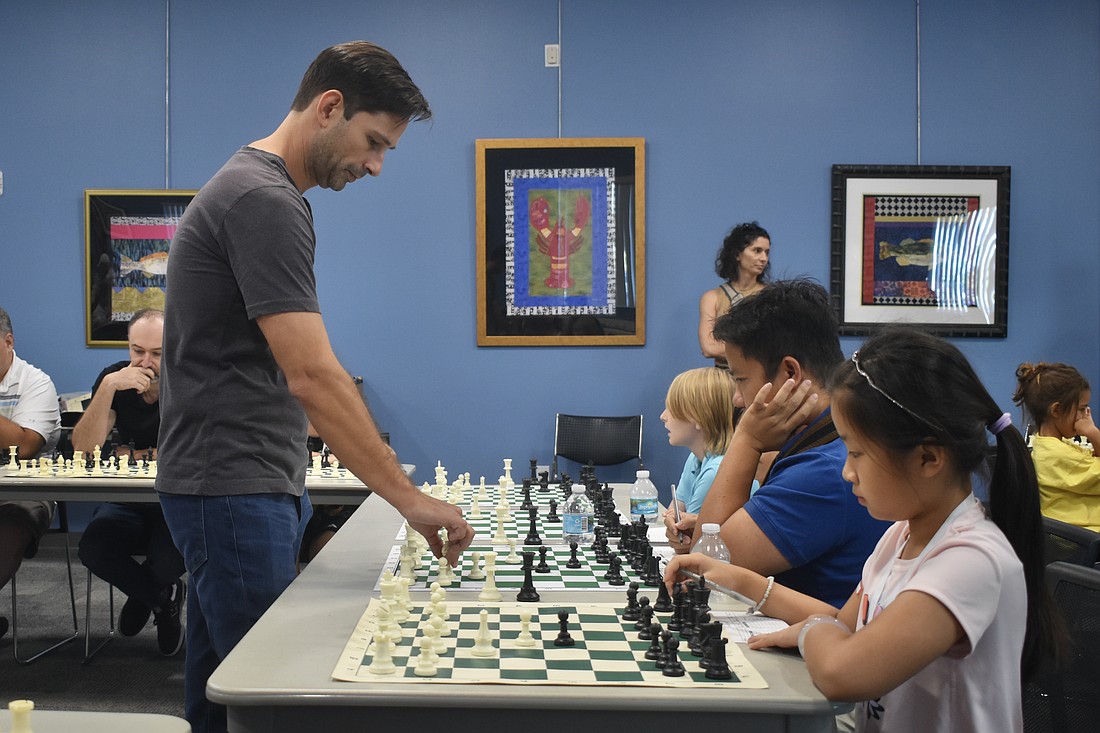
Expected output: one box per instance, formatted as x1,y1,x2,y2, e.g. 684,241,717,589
667,327,1057,732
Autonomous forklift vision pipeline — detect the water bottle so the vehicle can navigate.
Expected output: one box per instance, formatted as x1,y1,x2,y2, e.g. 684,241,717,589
629,470,659,525
692,523,731,561
562,485,595,544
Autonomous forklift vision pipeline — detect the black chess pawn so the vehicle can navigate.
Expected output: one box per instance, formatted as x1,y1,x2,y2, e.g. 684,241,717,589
605,554,626,586
645,625,663,660
638,618,659,642
633,596,652,630
553,609,575,647
535,546,551,573
622,582,641,621
546,499,561,523
565,541,582,569
662,636,686,677
655,629,674,670
593,537,610,564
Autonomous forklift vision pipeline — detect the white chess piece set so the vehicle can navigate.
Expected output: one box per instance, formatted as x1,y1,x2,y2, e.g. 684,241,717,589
4,445,156,478
365,572,505,677
419,458,518,505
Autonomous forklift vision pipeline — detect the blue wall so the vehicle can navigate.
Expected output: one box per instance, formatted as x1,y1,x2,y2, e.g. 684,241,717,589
1,1,1098,497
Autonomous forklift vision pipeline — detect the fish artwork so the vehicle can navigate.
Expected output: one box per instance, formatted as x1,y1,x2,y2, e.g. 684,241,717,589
118,251,170,277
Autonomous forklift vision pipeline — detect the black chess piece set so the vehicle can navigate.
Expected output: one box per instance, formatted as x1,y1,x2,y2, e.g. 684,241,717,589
621,579,733,680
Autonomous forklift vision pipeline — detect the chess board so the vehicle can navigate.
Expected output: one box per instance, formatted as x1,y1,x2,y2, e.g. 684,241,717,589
333,600,766,688
446,484,570,507
394,510,573,545
378,543,675,593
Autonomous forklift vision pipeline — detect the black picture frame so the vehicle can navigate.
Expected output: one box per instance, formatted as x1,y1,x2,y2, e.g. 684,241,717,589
830,164,1010,337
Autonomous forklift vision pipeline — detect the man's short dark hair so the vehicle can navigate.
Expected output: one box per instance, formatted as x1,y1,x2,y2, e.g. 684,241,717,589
712,279,843,381
0,306,11,338
128,308,164,335
291,41,431,123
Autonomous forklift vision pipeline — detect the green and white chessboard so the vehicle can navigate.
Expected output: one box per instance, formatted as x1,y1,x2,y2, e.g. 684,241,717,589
333,600,766,688
394,511,572,546
447,484,567,507
378,543,674,593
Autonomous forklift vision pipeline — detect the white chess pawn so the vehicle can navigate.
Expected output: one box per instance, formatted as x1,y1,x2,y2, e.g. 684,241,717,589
492,505,509,544
470,497,482,519
414,634,438,677
467,551,485,580
478,476,488,501
437,557,453,587
471,609,497,657
367,631,397,675
429,614,448,654
433,599,452,637
515,609,537,648
504,538,522,565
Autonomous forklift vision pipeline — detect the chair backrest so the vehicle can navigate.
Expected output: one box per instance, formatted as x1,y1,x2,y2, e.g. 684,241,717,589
1023,561,1100,732
1042,516,1100,567
552,413,642,478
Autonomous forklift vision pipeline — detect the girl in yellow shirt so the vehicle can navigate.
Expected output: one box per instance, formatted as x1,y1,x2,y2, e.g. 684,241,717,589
1014,362,1100,531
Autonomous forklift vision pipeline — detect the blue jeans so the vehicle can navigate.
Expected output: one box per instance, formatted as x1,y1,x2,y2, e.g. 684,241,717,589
160,491,312,733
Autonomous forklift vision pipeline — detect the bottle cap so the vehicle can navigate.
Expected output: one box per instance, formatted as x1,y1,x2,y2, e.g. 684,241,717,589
636,470,650,478
701,523,720,533
572,485,585,493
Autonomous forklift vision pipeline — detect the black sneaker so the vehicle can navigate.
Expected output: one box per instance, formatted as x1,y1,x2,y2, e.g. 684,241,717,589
153,580,185,657
118,596,153,637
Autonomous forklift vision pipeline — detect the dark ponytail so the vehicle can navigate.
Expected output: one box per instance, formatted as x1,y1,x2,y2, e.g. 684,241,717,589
829,326,1056,681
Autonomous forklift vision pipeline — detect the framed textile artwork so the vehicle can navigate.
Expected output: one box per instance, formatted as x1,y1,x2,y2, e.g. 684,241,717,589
476,138,645,346
830,165,1010,337
84,189,195,346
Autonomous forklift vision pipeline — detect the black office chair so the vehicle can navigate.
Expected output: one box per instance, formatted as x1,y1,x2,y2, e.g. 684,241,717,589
1023,562,1100,732
1042,516,1100,567
551,413,642,480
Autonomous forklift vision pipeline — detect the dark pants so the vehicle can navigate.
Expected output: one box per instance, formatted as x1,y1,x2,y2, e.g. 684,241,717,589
78,502,185,609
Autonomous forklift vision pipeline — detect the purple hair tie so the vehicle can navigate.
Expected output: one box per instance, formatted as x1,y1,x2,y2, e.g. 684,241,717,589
989,412,1012,435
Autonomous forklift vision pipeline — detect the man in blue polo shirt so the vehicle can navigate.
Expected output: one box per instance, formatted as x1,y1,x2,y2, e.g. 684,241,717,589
670,280,889,607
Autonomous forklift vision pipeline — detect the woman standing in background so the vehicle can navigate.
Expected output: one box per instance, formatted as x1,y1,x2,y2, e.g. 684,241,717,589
698,221,771,368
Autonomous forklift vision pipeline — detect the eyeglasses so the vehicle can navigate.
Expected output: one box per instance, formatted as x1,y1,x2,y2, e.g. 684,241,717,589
851,350,943,433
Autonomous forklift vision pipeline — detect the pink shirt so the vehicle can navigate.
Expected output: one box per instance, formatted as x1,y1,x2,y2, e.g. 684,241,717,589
854,497,1025,733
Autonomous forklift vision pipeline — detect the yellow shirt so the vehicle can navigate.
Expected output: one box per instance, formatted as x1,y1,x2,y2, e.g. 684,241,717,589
1030,434,1100,532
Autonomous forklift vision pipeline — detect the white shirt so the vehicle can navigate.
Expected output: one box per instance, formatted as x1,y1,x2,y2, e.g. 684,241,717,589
0,351,61,454
855,497,1025,733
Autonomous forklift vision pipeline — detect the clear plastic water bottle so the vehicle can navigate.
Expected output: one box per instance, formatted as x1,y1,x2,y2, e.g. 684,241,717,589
562,485,595,544
629,470,659,525
692,522,731,561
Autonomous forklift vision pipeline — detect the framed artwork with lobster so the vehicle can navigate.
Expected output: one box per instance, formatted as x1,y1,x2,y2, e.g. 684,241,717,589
475,138,645,346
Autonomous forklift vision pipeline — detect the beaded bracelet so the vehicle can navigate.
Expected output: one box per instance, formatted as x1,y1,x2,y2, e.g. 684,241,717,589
796,614,850,657
751,575,775,614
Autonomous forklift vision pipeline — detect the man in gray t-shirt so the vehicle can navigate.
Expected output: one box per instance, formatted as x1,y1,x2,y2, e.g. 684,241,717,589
158,42,472,733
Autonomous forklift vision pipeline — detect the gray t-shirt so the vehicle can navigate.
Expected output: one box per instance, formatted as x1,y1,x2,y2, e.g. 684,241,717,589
157,147,319,496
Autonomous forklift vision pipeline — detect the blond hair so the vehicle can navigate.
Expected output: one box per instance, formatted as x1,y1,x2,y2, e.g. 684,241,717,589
665,367,737,455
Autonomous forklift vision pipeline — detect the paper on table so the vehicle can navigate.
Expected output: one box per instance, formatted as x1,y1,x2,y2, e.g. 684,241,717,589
711,610,790,643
